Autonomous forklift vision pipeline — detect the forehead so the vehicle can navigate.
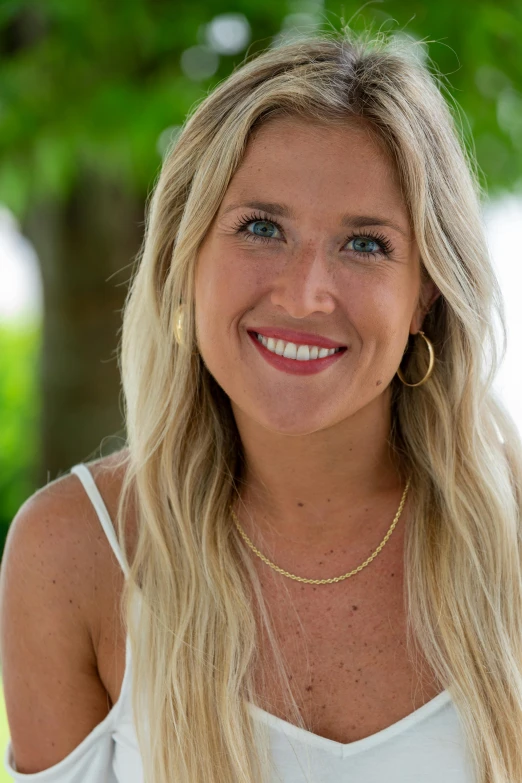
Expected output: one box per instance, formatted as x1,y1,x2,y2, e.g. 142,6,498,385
222,116,407,224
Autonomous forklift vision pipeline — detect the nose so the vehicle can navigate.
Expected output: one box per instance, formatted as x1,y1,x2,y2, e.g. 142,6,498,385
270,245,336,318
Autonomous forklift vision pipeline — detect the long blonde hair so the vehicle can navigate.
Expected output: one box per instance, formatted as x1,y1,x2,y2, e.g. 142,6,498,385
115,30,522,783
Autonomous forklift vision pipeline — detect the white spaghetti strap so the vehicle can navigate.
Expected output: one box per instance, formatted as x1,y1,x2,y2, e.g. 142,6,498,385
70,462,129,579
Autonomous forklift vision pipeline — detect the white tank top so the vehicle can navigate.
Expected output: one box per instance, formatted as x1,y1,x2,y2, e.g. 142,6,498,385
4,462,476,782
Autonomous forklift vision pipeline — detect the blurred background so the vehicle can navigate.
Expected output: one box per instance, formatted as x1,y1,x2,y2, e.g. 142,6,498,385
0,0,521,775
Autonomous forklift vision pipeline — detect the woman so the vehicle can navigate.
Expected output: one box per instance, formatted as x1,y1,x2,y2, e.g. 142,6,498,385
2,30,522,783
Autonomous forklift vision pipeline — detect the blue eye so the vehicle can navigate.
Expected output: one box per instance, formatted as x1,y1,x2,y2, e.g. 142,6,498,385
347,237,381,254
233,213,394,258
248,220,280,238
232,212,284,244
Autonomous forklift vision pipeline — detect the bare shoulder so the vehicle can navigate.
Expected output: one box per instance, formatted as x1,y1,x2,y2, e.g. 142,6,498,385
0,448,134,774
2,447,134,614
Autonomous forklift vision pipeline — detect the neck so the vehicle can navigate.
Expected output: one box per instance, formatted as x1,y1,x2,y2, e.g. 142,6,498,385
231,391,407,553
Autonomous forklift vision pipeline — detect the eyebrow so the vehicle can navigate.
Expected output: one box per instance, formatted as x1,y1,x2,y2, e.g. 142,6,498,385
220,200,409,238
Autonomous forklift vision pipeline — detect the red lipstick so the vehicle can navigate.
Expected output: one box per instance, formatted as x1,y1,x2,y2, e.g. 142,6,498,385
248,331,347,376
249,327,346,349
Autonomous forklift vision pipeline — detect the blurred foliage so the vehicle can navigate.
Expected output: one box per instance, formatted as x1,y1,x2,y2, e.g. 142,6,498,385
0,0,521,220
0,687,10,782
0,321,41,554
0,0,288,215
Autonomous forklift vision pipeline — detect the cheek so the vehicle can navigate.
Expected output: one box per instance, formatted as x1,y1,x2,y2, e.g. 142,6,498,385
196,245,268,320
194,246,260,360
339,273,405,329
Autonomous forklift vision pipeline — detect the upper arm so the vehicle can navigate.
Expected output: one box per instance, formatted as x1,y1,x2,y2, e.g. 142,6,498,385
0,478,112,774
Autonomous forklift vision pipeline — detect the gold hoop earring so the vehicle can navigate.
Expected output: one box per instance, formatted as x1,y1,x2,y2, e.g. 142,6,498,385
397,330,435,387
173,304,186,346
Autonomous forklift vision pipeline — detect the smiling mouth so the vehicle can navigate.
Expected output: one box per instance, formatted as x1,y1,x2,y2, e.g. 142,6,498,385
250,331,347,362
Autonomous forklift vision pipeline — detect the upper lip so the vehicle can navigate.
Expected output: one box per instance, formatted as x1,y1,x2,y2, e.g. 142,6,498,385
248,327,346,349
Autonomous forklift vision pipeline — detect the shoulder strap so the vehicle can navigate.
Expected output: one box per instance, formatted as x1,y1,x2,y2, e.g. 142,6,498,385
70,463,129,579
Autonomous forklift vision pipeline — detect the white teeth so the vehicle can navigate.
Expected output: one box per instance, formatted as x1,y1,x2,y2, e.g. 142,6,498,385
255,333,342,361
283,342,298,359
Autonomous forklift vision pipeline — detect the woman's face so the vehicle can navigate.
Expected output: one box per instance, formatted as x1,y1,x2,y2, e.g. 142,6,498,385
194,117,439,435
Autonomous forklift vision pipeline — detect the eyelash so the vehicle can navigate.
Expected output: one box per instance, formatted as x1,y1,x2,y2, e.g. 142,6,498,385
231,211,395,259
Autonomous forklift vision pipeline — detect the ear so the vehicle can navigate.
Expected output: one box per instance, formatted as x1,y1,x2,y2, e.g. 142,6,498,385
409,278,441,334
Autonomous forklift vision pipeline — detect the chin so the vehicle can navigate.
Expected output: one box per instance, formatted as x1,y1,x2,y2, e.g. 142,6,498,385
248,406,341,436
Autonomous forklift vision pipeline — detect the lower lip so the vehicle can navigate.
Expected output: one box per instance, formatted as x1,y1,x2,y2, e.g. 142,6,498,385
248,332,347,375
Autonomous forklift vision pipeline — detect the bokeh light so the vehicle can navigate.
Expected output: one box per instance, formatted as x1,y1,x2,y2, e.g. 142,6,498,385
206,13,251,55
180,45,219,82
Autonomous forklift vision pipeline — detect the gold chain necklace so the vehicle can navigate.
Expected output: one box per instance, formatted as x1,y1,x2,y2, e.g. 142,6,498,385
230,476,411,585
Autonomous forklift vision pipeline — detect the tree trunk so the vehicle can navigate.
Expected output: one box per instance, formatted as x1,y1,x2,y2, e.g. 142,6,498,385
23,169,144,485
